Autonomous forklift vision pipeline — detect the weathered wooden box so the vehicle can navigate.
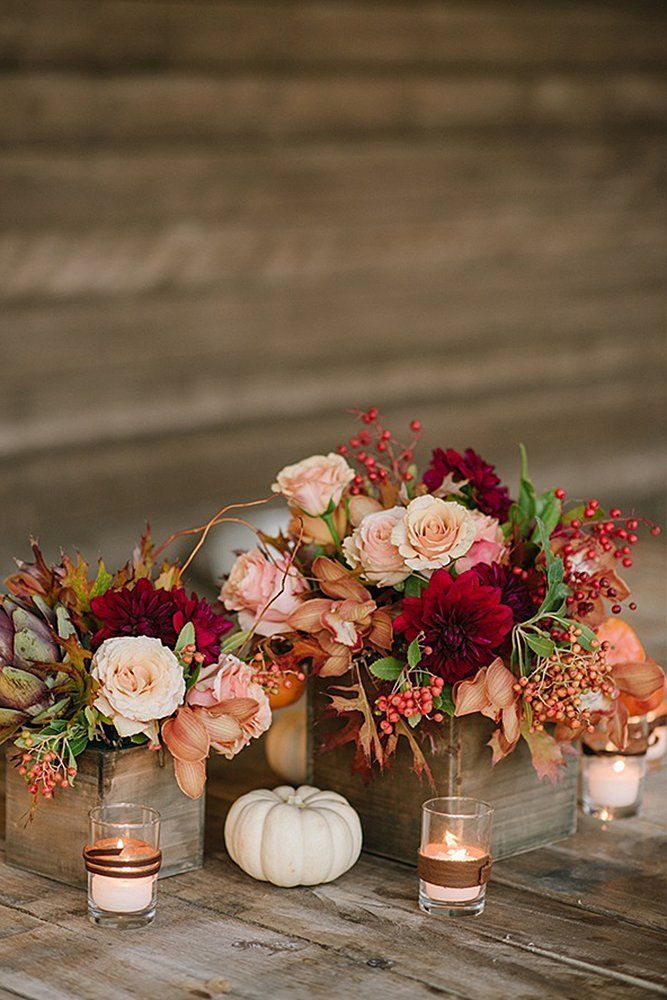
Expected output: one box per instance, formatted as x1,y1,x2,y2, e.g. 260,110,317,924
310,688,578,862
5,745,204,887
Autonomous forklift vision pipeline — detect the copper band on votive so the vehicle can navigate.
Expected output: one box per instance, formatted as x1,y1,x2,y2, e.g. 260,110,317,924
417,852,492,888
83,845,162,879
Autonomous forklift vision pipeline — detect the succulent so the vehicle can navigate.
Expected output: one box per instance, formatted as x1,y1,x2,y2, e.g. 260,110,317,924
0,600,60,741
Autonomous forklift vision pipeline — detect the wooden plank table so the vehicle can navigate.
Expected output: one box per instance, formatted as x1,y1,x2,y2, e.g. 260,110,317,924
0,756,665,1000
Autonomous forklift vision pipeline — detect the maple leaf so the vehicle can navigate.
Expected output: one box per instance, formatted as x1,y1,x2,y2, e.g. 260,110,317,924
154,563,182,592
57,551,93,615
521,720,567,784
326,674,385,768
132,525,154,579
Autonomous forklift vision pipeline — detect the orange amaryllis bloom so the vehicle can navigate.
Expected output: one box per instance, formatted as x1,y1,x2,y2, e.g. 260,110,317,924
287,557,392,676
592,618,665,747
162,698,259,798
453,657,521,762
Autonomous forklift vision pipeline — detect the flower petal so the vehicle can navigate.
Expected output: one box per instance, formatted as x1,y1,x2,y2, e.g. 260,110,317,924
313,557,370,602
501,704,521,744
613,659,664,702
486,657,516,710
348,495,383,527
173,758,207,799
368,609,393,651
199,710,243,746
320,646,353,677
288,599,333,633
211,697,259,725
161,706,209,762
453,669,489,716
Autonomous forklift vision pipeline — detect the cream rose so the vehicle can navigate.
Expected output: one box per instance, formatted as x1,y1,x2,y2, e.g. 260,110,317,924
343,506,410,586
391,495,476,574
221,548,309,637
456,511,507,573
272,453,355,516
91,636,186,741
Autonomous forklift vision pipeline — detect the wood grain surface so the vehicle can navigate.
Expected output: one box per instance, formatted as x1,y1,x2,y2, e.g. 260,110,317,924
0,0,665,583
1,746,665,999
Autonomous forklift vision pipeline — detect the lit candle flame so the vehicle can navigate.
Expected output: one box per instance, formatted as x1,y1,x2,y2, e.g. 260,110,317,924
443,830,473,861
612,760,626,774
116,838,124,850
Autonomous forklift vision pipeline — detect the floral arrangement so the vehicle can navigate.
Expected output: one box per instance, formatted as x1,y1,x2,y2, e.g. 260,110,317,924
220,408,664,784
0,530,271,808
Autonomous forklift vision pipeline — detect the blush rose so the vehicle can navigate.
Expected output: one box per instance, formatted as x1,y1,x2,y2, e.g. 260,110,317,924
272,453,355,516
343,506,410,586
221,548,309,637
391,495,476,574
456,511,507,573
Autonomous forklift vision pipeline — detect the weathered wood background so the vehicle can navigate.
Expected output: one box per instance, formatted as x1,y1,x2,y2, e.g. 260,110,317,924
0,0,665,591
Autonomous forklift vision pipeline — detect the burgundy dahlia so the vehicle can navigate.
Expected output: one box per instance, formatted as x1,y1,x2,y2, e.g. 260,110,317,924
423,447,513,521
470,562,535,626
393,569,513,683
171,589,233,665
91,578,232,664
91,578,177,648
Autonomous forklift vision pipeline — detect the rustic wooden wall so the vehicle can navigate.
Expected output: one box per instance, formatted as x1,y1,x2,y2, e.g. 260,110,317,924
0,1,665,587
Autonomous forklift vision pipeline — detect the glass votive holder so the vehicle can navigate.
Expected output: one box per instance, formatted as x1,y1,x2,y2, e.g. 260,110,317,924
84,803,161,929
418,797,494,918
580,746,647,820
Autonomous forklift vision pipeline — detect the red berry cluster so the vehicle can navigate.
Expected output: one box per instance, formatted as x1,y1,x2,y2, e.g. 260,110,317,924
515,629,614,734
250,654,305,697
336,408,422,493
17,742,74,802
375,676,445,735
555,492,660,618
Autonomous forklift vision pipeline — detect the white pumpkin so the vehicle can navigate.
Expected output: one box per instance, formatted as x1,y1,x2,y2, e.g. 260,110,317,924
265,703,307,784
224,785,362,886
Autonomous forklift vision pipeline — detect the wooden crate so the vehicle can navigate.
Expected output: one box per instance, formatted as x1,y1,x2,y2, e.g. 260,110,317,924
5,745,204,887
310,688,578,863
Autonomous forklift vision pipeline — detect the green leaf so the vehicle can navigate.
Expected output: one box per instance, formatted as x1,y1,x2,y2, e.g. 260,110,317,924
534,491,562,538
534,516,554,568
525,633,555,659
185,662,201,690
547,556,564,588
407,638,422,669
434,684,455,716
369,656,404,681
219,630,250,655
404,575,426,598
130,733,149,745
517,443,537,522
175,622,195,654
407,712,422,728
90,561,114,600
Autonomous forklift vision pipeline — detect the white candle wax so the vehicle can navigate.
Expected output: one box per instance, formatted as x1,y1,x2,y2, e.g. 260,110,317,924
91,873,155,913
587,756,643,807
421,838,485,903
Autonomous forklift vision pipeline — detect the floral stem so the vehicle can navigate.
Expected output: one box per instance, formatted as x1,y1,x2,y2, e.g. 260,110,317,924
321,512,341,550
